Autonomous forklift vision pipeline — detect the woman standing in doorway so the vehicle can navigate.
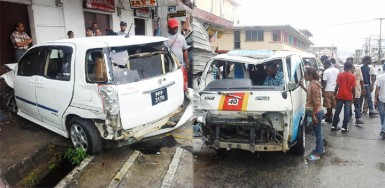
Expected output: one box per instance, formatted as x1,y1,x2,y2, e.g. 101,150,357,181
300,67,324,161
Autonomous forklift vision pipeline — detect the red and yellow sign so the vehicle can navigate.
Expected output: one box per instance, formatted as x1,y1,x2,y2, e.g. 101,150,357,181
218,93,249,111
130,0,158,9
85,0,115,12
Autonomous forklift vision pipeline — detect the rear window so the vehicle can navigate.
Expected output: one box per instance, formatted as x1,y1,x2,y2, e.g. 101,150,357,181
203,59,285,91
85,42,176,84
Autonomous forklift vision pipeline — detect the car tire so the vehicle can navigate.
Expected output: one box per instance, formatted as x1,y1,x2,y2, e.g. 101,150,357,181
215,148,230,157
7,95,18,114
69,117,102,155
291,124,305,155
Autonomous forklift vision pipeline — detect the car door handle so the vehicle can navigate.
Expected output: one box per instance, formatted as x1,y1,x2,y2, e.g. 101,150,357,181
36,80,43,88
142,81,175,94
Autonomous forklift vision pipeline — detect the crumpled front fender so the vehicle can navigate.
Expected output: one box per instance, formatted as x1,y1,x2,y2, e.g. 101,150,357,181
0,63,17,89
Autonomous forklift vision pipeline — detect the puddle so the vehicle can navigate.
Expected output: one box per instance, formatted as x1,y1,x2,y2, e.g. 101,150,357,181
130,135,177,154
378,163,385,172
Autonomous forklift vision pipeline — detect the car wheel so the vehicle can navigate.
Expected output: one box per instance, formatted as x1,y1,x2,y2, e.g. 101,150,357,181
69,117,102,155
7,95,18,114
291,124,305,155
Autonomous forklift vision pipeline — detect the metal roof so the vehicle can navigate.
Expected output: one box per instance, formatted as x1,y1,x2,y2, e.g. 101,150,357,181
39,36,168,48
212,50,298,64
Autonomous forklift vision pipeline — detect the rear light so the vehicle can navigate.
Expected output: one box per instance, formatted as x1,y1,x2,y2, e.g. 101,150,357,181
98,85,120,116
181,67,188,92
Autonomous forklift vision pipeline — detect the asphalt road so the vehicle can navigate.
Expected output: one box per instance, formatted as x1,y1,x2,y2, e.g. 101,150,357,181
191,112,385,188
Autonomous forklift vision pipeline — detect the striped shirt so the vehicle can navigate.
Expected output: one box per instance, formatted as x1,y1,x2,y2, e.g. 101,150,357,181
10,31,31,50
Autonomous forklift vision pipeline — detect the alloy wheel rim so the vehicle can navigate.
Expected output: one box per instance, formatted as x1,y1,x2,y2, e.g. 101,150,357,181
70,124,88,151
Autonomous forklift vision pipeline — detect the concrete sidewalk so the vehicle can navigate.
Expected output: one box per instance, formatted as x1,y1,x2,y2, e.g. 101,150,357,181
0,110,68,186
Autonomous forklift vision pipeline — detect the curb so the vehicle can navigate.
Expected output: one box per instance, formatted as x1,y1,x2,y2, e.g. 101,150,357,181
107,150,140,188
160,147,184,188
55,156,95,188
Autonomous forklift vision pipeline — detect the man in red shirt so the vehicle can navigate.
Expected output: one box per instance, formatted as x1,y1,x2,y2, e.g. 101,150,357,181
331,62,356,133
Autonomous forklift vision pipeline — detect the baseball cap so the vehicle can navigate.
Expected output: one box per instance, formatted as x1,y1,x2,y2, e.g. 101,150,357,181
120,21,127,26
168,18,179,28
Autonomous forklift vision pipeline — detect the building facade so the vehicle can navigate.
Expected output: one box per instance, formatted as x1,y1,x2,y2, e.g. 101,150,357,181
309,46,338,60
212,25,313,53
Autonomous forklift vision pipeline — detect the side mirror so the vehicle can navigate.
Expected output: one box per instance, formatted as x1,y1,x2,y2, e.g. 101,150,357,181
287,81,297,91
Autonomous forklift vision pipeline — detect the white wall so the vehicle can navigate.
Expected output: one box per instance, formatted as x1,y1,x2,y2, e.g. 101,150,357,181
63,0,85,38
30,0,66,44
27,0,153,43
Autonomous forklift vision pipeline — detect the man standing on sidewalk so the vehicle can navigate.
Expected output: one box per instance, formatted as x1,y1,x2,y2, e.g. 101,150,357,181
117,21,128,36
350,60,365,125
322,59,339,123
10,22,33,62
332,62,356,133
361,56,378,116
164,18,190,71
375,72,385,137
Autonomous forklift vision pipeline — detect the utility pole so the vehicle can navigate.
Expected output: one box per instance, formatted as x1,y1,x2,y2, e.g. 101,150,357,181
376,18,384,64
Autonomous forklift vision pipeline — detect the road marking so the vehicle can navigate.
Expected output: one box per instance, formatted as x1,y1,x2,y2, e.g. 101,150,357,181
56,155,95,188
107,150,140,188
160,147,184,188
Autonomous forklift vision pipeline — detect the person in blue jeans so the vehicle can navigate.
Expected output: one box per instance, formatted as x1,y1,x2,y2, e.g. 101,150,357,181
300,67,324,160
361,56,378,116
332,62,356,133
374,72,385,137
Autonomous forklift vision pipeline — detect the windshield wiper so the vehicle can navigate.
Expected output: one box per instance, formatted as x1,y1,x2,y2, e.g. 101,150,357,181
217,91,242,99
200,91,242,99
128,51,166,59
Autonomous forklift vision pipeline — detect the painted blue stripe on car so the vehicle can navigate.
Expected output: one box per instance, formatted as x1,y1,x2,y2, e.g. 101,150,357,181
37,104,58,113
16,96,58,113
16,96,37,106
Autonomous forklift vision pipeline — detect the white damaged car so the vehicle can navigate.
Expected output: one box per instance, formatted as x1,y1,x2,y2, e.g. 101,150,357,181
196,50,307,155
1,36,193,154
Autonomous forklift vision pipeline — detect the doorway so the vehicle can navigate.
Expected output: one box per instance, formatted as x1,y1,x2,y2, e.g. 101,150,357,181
134,18,146,35
84,11,111,35
0,2,30,65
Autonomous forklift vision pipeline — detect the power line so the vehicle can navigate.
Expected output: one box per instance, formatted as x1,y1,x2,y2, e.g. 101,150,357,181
307,19,376,29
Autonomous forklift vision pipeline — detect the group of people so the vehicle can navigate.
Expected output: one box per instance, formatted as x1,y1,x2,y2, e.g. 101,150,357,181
300,55,385,161
83,21,129,37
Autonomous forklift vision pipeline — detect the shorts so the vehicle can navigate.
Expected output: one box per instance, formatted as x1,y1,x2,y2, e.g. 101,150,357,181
323,91,336,108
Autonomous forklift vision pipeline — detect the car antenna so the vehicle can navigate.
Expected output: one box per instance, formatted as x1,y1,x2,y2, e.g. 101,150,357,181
125,23,133,38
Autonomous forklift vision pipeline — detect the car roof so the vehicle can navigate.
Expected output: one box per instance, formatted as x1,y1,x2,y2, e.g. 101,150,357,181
37,36,168,48
296,51,316,58
211,50,298,64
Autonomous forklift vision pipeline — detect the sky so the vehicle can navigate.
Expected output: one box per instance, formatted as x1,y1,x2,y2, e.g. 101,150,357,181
236,0,385,60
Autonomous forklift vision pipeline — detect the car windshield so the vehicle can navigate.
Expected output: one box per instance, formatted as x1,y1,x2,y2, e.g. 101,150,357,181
202,59,285,91
85,42,176,84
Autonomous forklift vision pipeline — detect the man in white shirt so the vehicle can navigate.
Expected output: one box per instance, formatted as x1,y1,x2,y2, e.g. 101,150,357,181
322,59,340,124
117,21,128,36
374,73,385,137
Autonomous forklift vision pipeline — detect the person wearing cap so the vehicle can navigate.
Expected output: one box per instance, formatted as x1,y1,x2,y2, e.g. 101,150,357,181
117,21,128,36
164,18,190,71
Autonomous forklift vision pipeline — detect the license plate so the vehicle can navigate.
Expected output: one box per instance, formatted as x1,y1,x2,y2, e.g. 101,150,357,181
151,88,168,106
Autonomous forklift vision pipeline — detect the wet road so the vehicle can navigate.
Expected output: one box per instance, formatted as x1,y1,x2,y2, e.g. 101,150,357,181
192,113,385,187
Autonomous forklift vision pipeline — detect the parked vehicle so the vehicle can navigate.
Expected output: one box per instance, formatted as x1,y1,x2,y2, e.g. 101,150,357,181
0,36,192,154
195,50,307,155
297,51,319,71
